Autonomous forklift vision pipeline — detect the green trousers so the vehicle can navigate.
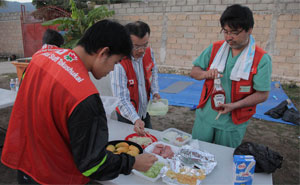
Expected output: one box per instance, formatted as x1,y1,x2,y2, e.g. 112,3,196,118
192,115,247,148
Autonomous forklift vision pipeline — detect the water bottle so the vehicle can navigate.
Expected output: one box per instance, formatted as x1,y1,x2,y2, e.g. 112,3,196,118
10,79,15,91
15,78,19,92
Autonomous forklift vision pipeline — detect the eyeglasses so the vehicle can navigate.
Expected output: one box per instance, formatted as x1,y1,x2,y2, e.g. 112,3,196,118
220,28,243,37
133,43,148,51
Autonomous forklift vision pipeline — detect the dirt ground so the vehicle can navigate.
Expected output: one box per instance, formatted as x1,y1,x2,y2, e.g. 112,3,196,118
0,73,299,185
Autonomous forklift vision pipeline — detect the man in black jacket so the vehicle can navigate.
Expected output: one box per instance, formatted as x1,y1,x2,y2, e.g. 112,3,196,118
2,19,157,184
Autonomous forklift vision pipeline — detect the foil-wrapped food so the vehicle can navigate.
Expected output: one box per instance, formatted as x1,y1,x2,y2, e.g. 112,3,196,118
176,145,217,175
161,159,205,185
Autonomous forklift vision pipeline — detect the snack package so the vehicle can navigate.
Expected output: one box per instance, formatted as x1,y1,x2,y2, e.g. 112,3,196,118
233,155,256,185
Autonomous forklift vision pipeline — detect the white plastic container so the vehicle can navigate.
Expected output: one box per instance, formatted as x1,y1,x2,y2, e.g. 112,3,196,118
144,141,179,161
147,99,168,116
160,128,192,146
101,96,119,117
132,158,167,182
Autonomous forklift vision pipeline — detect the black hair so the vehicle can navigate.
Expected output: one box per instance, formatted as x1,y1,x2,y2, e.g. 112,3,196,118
42,29,64,47
125,21,150,38
220,4,254,32
77,19,132,57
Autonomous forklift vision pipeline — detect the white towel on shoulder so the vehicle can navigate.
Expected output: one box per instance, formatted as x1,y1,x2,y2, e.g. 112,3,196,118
210,35,256,81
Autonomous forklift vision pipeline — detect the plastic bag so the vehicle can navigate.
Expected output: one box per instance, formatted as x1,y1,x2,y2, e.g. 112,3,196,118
282,108,300,125
233,142,283,173
264,100,288,119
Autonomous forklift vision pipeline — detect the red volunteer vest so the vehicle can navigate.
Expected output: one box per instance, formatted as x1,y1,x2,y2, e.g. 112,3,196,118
197,40,266,124
32,44,61,57
116,47,154,114
1,49,98,184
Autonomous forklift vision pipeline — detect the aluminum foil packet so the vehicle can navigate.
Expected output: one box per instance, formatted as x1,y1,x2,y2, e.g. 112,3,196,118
161,159,205,185
176,145,217,175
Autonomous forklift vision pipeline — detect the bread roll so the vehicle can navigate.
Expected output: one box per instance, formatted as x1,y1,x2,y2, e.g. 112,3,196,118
116,142,129,148
116,146,129,153
129,145,140,153
106,145,115,152
127,150,139,157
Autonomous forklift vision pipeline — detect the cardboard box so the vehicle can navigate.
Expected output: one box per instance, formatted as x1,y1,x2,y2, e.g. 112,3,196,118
233,155,256,185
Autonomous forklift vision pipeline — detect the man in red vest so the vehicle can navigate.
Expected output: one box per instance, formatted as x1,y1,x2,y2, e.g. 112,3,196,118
110,21,160,135
2,19,157,184
190,4,272,148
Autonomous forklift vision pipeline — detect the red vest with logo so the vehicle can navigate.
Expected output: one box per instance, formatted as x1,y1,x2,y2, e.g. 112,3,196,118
197,40,266,124
1,49,98,184
116,47,154,114
32,44,61,57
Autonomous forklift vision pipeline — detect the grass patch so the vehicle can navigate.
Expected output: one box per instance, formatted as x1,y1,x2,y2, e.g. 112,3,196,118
281,83,300,110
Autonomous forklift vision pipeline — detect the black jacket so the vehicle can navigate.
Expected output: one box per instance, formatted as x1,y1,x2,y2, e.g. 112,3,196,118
68,94,135,181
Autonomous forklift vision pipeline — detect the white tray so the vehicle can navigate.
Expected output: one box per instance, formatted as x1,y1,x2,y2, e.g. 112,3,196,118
160,128,192,146
144,141,179,161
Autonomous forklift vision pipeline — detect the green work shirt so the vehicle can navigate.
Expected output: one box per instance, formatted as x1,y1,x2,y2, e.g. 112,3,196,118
193,44,272,131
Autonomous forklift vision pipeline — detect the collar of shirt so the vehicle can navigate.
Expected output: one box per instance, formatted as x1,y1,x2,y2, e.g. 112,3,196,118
131,54,145,63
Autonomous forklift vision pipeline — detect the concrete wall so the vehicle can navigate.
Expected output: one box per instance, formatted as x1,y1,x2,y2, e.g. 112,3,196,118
0,12,24,58
104,0,300,84
0,0,299,84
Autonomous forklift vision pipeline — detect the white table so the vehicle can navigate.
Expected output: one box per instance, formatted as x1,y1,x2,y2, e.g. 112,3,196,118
99,119,272,185
0,88,16,109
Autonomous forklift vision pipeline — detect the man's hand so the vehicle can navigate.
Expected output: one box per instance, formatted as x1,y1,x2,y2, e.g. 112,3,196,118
133,153,158,172
205,69,223,79
218,103,237,114
190,66,223,80
153,93,161,101
134,119,145,136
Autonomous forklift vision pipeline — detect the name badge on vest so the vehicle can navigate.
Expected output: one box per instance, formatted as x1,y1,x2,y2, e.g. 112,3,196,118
129,79,134,85
239,86,251,93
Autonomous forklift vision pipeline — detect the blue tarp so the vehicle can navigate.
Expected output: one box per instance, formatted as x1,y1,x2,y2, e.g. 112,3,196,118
158,73,298,126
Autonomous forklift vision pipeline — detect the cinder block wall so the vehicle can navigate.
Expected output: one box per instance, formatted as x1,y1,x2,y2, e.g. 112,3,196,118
0,0,299,84
0,12,24,58
104,0,300,84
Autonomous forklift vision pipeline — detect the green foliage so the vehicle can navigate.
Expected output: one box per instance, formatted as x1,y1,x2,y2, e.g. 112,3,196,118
42,0,114,49
32,0,87,12
0,0,6,7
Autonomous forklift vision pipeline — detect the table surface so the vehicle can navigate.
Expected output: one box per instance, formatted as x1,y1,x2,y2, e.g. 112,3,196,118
98,119,273,185
0,88,16,109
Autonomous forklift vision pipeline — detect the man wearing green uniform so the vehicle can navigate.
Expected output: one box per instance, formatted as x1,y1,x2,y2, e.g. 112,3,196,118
190,4,272,148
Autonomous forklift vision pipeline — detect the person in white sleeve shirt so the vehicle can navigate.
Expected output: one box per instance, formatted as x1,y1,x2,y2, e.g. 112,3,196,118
110,21,160,136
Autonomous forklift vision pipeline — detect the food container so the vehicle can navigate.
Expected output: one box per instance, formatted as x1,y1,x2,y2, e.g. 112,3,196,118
233,155,256,185
147,99,168,116
160,128,192,146
125,133,157,149
144,141,179,161
161,159,206,185
132,158,167,182
100,96,119,118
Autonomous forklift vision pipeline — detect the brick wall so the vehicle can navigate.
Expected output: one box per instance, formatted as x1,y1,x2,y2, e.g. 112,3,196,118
0,0,299,84
103,0,300,84
0,12,24,58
